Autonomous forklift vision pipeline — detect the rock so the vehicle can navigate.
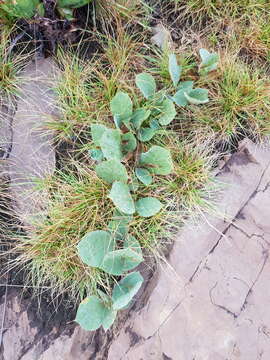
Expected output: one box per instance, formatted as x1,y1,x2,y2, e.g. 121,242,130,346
108,139,270,360
8,57,58,226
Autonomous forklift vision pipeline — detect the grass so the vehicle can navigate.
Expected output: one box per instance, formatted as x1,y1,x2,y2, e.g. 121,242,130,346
182,53,270,143
50,28,145,141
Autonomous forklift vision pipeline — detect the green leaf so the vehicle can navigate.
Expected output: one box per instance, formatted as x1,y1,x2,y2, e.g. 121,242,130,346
135,197,163,217
177,81,194,92
173,81,194,107
108,210,132,241
122,132,137,154
110,92,133,127
199,48,219,74
109,181,135,215
135,168,152,185
137,127,156,142
169,53,182,87
102,309,117,331
184,88,209,105
75,295,114,331
101,248,143,275
95,159,128,184
157,98,176,125
149,119,160,130
89,148,104,162
77,230,114,267
140,145,173,175
100,129,123,160
173,89,188,106
0,0,42,18
130,108,151,130
135,73,156,99
112,272,144,310
91,124,107,147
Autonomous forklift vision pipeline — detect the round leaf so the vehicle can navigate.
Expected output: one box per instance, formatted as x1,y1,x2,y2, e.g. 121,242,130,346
101,248,143,275
110,92,133,124
135,73,156,99
77,230,114,267
131,108,151,130
157,98,176,125
140,145,173,175
112,272,144,310
184,88,209,105
95,160,128,184
89,148,104,162
91,124,107,147
100,129,123,160
137,127,156,142
135,168,152,185
109,181,135,215
135,197,163,217
75,295,114,331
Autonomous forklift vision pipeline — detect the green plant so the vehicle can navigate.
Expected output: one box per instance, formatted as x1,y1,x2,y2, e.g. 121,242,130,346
0,0,44,19
75,50,218,331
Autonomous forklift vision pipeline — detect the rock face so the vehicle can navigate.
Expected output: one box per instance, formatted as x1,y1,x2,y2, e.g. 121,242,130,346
108,139,270,360
8,57,58,225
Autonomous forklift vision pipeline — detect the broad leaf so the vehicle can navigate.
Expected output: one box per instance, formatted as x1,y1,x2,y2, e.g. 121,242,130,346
112,272,144,310
122,132,137,154
89,148,104,162
177,81,194,92
131,108,151,130
77,230,114,267
75,296,115,331
95,159,128,184
169,53,182,87
199,48,219,74
102,309,117,331
137,127,156,142
110,92,133,127
109,181,135,215
91,124,107,147
100,129,123,160
140,145,173,175
135,197,163,217
135,73,156,99
173,81,194,107
101,248,143,275
157,98,176,125
184,88,209,105
149,119,160,130
135,168,152,185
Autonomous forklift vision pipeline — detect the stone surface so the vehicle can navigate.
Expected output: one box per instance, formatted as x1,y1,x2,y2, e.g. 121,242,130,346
8,57,58,226
108,139,270,360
